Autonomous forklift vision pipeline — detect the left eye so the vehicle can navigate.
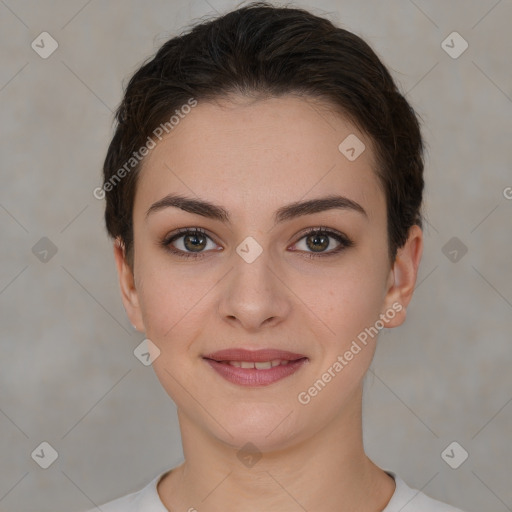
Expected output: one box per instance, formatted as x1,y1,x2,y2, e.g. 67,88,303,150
291,228,353,256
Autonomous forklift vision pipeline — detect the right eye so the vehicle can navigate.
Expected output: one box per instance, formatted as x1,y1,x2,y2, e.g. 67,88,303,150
161,228,221,259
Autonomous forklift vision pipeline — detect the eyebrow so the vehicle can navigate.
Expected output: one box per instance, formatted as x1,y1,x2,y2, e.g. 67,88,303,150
145,193,368,224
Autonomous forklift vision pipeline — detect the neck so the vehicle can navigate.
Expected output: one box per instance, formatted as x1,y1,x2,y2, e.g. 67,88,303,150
158,386,395,512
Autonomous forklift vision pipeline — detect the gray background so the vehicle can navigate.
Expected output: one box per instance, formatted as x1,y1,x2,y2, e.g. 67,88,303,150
0,0,511,511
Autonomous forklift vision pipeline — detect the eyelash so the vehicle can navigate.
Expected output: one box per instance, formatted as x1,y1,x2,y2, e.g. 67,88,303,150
160,226,354,260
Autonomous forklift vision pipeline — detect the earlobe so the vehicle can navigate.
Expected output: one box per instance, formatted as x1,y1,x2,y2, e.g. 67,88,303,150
382,225,423,328
112,238,145,332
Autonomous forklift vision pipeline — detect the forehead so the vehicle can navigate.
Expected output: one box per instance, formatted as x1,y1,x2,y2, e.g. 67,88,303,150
134,94,384,222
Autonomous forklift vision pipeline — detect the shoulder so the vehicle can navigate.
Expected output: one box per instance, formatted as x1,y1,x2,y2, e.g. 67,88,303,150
383,470,467,512
81,470,170,512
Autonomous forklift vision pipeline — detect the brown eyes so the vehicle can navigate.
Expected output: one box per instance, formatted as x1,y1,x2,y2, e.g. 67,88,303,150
161,226,354,260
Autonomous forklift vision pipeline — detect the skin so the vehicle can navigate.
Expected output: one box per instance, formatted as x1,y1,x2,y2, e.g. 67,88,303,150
114,94,423,512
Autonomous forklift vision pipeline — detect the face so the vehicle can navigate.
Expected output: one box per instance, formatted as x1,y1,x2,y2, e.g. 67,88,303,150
115,94,422,452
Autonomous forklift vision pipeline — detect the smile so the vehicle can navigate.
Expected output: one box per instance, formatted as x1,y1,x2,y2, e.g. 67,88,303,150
202,348,308,386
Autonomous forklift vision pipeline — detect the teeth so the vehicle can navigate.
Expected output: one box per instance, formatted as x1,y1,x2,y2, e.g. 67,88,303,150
255,361,272,370
226,359,292,369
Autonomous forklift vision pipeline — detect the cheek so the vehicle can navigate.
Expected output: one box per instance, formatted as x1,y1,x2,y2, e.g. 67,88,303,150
294,258,388,344
136,265,208,400
135,254,213,345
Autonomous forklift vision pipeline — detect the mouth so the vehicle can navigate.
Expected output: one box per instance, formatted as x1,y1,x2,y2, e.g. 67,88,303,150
202,348,308,387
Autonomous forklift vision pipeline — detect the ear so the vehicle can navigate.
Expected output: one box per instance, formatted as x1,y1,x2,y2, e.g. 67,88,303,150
113,238,145,332
382,225,423,328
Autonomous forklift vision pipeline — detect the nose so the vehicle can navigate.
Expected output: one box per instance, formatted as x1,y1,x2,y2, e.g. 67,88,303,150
217,246,292,332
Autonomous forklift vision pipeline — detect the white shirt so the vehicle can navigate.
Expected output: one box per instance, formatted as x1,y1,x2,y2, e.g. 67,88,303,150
85,469,466,511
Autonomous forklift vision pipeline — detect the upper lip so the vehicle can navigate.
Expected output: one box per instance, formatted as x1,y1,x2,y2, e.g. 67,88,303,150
203,348,307,362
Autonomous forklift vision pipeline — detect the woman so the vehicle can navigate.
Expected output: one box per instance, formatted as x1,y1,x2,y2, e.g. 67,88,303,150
89,2,466,510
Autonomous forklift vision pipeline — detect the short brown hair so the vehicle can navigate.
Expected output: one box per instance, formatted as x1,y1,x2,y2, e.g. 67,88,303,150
102,1,424,269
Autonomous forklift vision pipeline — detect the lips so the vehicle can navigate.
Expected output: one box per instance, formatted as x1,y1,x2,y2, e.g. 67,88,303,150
202,348,308,387
203,348,307,363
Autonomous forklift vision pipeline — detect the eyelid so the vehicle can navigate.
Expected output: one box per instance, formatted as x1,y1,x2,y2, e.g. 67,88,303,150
294,225,349,242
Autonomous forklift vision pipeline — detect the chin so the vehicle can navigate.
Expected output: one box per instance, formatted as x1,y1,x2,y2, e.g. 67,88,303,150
208,403,308,453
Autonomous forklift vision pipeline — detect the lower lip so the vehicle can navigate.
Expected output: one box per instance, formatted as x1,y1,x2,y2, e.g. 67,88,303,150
203,358,308,386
